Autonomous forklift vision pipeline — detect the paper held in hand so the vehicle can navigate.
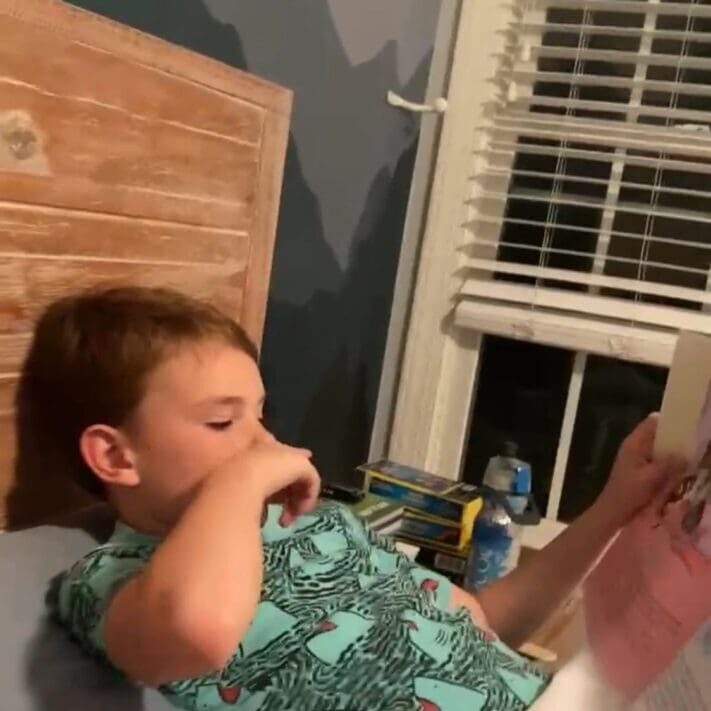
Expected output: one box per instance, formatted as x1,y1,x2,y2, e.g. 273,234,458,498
583,331,711,703
633,622,710,711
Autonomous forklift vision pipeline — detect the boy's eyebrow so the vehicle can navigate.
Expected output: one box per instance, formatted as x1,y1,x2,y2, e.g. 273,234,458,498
197,395,266,407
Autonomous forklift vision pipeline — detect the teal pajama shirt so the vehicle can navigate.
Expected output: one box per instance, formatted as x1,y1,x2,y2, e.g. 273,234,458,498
55,502,549,710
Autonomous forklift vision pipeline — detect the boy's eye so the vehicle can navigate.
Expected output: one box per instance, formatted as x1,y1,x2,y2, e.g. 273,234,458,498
206,421,233,431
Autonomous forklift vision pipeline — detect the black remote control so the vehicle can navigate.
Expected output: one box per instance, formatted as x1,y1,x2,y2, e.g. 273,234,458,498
321,483,365,503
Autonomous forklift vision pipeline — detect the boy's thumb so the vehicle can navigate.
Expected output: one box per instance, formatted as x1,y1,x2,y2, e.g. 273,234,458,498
661,454,687,479
652,455,688,496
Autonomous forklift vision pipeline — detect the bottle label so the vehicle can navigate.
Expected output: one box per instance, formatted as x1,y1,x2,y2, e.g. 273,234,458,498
467,519,514,589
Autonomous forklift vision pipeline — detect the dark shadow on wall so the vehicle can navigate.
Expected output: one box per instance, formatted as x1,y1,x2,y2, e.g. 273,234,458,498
258,25,433,483
264,136,420,484
261,46,431,482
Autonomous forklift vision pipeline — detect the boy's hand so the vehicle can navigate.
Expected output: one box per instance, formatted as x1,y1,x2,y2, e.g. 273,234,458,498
252,439,321,526
478,415,685,648
212,439,321,527
595,414,686,528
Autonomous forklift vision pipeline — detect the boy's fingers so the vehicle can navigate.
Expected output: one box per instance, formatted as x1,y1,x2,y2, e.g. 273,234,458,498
297,475,320,513
653,454,686,480
658,455,687,486
277,473,320,526
650,456,689,502
629,413,659,457
662,454,687,474
619,414,657,464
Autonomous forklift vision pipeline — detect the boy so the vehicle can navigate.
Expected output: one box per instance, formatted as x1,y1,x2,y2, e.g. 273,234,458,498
25,287,681,711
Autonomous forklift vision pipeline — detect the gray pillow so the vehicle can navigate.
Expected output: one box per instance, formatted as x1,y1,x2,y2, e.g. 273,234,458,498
0,509,173,711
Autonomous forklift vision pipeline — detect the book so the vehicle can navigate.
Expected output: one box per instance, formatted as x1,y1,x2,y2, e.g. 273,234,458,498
583,331,711,702
358,460,483,543
395,509,476,553
633,622,710,711
348,492,404,535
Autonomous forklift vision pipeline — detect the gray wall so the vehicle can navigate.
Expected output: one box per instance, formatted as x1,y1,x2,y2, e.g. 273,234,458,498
68,0,440,482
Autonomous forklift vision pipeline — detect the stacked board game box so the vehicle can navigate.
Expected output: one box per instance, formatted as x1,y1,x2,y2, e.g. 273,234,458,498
357,459,482,553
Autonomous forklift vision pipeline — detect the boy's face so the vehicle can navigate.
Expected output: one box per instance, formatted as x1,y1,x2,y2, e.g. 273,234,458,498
122,340,268,525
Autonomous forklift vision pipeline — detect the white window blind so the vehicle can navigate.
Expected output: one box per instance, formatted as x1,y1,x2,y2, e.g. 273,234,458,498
456,0,711,367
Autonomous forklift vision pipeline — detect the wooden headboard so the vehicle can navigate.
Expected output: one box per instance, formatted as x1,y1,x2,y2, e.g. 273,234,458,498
0,0,292,528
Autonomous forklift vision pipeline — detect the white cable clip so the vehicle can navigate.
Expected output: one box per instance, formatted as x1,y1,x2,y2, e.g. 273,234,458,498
387,90,448,114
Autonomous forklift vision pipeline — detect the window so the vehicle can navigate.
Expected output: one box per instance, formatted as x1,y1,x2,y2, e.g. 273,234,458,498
463,338,668,522
388,0,711,546
461,0,711,524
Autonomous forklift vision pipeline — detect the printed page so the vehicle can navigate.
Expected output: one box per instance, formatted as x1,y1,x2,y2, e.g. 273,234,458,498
584,507,711,698
583,332,711,699
633,622,710,711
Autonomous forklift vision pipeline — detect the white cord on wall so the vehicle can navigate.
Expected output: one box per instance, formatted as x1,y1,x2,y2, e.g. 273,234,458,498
387,90,448,114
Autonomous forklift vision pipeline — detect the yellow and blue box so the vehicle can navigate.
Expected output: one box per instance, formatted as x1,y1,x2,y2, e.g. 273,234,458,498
357,460,482,551
398,510,470,551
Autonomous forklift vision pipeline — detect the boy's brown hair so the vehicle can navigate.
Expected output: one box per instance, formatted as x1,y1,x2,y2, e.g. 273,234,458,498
20,286,257,498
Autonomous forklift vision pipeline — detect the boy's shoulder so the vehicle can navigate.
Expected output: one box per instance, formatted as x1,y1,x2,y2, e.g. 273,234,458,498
64,523,158,583
53,524,157,644
46,523,155,660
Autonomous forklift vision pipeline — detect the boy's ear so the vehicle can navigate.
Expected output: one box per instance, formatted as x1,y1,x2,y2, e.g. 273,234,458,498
79,425,140,488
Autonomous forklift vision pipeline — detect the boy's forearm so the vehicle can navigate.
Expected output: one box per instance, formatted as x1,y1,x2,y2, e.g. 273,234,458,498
477,500,620,648
105,472,267,685
144,472,264,647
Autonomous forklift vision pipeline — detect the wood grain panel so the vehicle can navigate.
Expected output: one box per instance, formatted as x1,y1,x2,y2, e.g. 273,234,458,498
0,0,291,116
0,375,14,415
0,333,30,373
0,174,253,230
0,16,264,145
0,203,249,264
0,415,19,528
0,83,260,209
0,257,246,336
240,110,290,345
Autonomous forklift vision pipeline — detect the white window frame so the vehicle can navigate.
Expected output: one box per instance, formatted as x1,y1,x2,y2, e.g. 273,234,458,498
384,0,694,548
389,0,513,477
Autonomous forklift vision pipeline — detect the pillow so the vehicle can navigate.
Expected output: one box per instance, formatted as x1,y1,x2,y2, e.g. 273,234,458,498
0,508,173,711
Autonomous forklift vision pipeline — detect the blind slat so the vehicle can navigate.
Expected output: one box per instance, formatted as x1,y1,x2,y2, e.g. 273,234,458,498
528,45,711,72
463,258,711,305
495,111,711,152
484,143,711,178
512,95,711,125
519,22,711,44
469,213,711,254
510,70,711,100
454,300,676,367
528,0,711,18
460,280,711,333
464,237,707,277
475,188,711,227
480,168,711,205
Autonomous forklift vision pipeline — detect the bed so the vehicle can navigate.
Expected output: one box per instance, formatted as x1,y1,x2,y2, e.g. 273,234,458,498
0,1,291,707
